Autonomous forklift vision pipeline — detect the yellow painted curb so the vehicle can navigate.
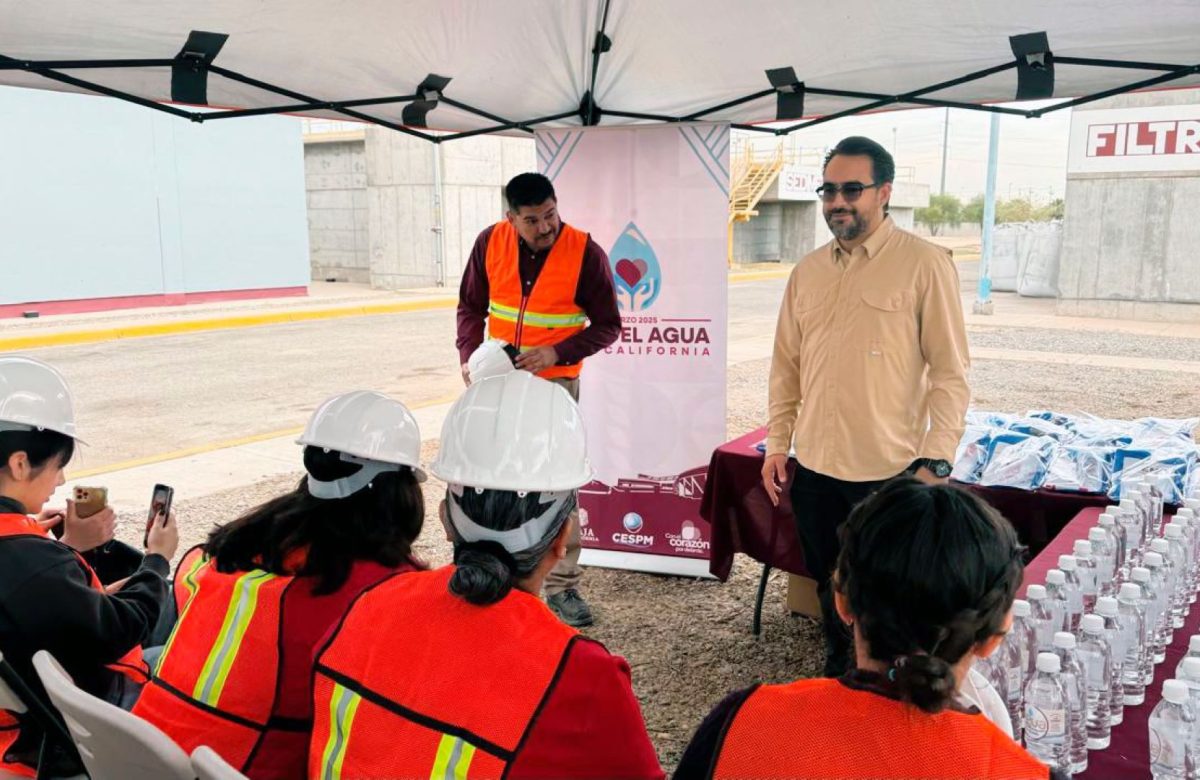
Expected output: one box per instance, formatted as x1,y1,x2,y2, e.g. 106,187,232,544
68,393,460,480
0,298,459,352
6,272,789,352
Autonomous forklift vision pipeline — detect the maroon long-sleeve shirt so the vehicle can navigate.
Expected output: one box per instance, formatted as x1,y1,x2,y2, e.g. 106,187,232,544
456,222,621,366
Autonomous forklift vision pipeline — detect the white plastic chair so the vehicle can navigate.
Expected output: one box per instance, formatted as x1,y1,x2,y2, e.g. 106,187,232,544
32,651,192,780
191,746,249,780
0,652,86,780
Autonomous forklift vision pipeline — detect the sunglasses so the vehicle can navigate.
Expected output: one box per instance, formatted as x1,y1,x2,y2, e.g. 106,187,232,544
816,181,882,203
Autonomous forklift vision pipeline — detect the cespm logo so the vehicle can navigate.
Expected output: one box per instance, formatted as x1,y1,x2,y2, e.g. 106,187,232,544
622,512,645,533
609,223,662,312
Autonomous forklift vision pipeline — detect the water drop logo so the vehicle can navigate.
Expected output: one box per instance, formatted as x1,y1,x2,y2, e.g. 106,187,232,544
622,512,644,533
609,223,662,312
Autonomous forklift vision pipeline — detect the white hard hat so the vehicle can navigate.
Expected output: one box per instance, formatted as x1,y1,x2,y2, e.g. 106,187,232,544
0,356,80,441
431,371,592,492
296,390,425,494
467,339,516,384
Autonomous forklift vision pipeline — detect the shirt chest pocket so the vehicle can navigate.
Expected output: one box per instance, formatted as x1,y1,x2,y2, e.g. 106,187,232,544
858,288,916,353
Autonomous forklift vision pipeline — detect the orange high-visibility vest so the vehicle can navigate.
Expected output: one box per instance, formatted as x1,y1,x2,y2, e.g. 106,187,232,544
713,678,1049,779
0,512,151,777
309,566,578,779
485,220,588,380
132,546,301,775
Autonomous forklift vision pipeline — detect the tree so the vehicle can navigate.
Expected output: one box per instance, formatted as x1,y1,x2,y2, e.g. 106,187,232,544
1033,198,1065,221
914,193,963,236
995,198,1034,224
962,194,985,225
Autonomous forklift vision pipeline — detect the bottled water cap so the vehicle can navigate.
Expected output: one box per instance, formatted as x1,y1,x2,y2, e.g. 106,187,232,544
1163,679,1189,704
1037,652,1061,674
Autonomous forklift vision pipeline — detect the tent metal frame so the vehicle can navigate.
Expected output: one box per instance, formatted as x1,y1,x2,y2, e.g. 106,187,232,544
0,18,1197,142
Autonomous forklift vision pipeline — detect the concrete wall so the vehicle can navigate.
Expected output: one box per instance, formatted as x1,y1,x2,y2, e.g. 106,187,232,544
0,86,309,307
1057,88,1200,321
734,202,918,262
305,140,369,283
356,130,536,289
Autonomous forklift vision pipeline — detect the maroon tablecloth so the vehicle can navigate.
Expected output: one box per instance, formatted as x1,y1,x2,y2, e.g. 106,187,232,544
701,426,1114,581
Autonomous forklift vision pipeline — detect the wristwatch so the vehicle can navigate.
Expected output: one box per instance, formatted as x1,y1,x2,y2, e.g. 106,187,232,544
911,458,952,478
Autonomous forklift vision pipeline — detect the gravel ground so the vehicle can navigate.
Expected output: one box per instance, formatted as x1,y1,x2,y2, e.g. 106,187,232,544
104,326,1200,773
968,325,1200,363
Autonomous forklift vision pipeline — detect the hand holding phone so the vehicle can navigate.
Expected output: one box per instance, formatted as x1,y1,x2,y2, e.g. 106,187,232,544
144,484,179,560
59,487,115,551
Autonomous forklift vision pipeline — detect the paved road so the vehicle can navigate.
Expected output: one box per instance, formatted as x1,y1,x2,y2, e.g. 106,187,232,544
25,278,792,472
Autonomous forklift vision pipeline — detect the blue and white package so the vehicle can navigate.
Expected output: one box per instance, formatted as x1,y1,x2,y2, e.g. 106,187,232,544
1043,443,1112,494
952,425,994,484
978,433,1052,490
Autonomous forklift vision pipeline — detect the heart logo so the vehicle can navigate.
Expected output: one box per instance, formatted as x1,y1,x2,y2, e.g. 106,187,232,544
615,258,644,288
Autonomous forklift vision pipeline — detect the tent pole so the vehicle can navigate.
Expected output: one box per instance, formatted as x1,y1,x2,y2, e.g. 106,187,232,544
974,112,1000,316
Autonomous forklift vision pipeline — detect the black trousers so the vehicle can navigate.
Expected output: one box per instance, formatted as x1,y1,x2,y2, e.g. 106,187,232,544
789,463,895,676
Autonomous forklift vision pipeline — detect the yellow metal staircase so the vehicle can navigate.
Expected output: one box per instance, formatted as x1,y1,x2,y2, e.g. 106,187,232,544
728,142,787,265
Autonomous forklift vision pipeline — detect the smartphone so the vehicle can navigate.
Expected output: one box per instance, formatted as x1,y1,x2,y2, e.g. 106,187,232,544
144,484,174,548
72,486,108,518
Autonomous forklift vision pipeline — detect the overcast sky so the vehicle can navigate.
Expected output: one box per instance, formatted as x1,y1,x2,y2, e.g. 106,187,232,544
741,100,1073,204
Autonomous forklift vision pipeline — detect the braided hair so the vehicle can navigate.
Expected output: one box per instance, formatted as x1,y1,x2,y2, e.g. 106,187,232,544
834,477,1025,713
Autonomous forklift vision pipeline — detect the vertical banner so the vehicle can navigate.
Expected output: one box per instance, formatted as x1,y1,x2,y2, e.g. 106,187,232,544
537,124,729,577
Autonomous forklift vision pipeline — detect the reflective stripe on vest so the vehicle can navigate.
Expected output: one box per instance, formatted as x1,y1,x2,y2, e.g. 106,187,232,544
193,570,277,706
132,557,293,774
484,220,588,380
713,679,1049,779
317,682,362,780
0,513,149,684
310,566,577,778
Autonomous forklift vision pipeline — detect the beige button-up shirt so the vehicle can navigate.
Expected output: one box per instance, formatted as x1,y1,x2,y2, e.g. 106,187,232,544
766,217,970,482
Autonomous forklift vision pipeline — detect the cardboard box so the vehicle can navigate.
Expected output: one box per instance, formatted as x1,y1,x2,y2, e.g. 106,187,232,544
786,574,821,618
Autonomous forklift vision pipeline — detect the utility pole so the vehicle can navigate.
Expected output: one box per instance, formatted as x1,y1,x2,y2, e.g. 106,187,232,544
939,108,949,195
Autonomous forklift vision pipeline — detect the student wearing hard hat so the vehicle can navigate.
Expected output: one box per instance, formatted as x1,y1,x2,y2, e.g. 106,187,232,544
310,372,663,780
133,390,426,780
675,478,1057,780
456,172,621,628
0,356,179,775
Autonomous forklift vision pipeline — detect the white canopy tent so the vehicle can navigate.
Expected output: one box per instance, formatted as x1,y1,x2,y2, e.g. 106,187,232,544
0,1,1196,140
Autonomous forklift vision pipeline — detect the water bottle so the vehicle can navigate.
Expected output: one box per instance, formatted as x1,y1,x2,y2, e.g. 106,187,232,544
1088,527,1118,598
1130,486,1155,546
1077,614,1112,750
1027,584,1057,652
1096,596,1126,726
1149,679,1194,779
1181,658,1200,766
1132,565,1166,671
1176,635,1200,680
1149,539,1186,630
1024,652,1070,773
1099,511,1128,579
1057,557,1085,634
1164,525,1191,621
1006,599,1037,738
1171,512,1200,598
1145,478,1166,539
1118,582,1149,705
1118,498,1145,571
1046,569,1071,636
1073,540,1100,615
1053,632,1088,773
1145,553,1174,656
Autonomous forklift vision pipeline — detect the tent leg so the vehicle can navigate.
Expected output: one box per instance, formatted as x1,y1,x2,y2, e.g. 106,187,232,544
753,563,771,636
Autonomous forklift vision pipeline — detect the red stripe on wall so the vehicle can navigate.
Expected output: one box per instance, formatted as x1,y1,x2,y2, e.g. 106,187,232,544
0,287,308,319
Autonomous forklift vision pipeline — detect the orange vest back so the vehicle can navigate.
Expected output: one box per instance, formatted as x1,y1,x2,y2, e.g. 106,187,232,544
714,679,1048,780
310,566,578,779
485,220,588,380
132,547,296,772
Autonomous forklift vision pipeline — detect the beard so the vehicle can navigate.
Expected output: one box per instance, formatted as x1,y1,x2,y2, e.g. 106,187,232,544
824,207,867,241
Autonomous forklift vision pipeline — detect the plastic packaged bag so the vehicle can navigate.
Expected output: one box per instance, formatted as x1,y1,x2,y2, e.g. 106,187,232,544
953,425,994,484
978,434,1053,490
1043,443,1112,494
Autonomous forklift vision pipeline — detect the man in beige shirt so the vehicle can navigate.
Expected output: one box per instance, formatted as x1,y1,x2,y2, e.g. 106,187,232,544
761,136,970,676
